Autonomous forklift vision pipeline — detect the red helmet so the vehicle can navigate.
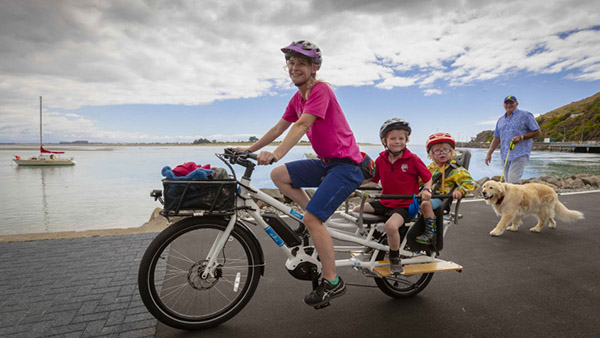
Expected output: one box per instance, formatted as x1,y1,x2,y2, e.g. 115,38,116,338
426,132,455,152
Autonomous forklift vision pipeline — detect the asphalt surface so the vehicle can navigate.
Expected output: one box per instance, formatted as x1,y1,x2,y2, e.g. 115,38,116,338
1,191,599,338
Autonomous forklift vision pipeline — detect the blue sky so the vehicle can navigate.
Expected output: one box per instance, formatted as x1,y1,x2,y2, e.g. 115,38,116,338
1,0,599,146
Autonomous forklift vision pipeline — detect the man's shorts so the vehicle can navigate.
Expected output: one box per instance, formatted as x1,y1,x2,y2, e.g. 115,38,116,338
506,155,528,184
369,200,410,223
286,159,364,222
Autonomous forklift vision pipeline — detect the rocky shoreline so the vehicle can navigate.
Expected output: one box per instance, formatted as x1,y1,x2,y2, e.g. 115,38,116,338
456,141,600,152
472,173,600,196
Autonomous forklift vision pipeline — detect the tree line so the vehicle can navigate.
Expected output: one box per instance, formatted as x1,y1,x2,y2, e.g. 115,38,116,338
193,136,259,144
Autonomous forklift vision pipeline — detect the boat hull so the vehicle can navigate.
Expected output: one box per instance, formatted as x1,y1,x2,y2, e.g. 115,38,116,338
14,159,75,166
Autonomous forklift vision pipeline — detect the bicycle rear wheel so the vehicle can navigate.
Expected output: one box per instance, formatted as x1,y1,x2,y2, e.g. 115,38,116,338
373,237,434,298
138,217,262,330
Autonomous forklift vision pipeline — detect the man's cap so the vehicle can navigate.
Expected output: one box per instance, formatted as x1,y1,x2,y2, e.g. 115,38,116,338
504,95,518,103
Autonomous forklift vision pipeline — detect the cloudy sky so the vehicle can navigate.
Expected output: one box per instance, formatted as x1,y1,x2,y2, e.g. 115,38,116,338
1,0,599,146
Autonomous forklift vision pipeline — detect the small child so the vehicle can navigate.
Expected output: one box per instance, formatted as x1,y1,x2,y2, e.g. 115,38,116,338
417,132,475,245
353,118,432,275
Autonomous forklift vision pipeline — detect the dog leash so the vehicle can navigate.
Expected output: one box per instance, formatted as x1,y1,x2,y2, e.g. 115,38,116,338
499,140,515,183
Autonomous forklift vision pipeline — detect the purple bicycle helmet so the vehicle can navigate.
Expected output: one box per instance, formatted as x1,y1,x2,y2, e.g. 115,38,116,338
281,40,323,66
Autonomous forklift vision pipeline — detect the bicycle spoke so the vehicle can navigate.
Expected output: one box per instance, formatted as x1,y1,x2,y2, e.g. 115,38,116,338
140,220,261,326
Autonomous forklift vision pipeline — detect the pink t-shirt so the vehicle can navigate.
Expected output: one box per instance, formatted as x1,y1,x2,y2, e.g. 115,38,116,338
282,82,362,163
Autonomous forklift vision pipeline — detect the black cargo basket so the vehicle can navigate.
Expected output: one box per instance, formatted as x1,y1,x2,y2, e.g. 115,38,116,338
162,178,237,216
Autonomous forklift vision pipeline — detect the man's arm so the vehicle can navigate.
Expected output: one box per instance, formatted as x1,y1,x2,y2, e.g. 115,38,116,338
512,129,541,144
485,137,501,165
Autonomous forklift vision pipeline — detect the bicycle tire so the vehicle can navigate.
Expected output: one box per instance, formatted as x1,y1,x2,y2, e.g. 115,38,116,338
373,236,434,298
138,216,262,330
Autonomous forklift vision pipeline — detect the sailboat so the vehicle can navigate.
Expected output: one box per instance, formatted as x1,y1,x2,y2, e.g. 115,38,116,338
13,96,76,166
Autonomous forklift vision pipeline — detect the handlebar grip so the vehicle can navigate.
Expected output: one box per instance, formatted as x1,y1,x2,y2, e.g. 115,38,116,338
222,147,274,164
244,151,274,164
224,147,253,158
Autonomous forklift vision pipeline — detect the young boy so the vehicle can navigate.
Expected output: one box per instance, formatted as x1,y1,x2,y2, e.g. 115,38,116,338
353,118,432,275
417,132,475,245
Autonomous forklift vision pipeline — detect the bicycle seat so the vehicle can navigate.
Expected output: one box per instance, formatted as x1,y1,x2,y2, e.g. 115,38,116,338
347,211,388,224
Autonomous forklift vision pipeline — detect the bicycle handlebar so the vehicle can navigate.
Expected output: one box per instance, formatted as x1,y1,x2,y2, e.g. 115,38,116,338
222,148,276,166
375,194,451,200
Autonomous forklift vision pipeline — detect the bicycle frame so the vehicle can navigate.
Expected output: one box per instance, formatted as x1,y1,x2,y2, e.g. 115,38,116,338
199,152,456,280
140,149,465,330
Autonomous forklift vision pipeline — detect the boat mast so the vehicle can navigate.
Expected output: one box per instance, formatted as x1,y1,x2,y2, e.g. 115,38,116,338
39,96,43,150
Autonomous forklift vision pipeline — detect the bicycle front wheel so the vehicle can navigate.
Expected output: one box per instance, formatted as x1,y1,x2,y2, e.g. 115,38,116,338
138,217,262,330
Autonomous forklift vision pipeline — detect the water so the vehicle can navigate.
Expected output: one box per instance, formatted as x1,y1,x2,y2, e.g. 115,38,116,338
1,144,599,235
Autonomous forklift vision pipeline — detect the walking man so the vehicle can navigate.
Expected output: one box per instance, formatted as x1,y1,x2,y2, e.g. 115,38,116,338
485,95,541,183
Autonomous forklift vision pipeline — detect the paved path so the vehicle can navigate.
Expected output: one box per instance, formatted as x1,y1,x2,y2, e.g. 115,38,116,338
0,234,157,338
1,191,599,337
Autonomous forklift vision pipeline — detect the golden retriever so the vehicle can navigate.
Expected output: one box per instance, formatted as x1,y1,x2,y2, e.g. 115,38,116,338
481,180,584,236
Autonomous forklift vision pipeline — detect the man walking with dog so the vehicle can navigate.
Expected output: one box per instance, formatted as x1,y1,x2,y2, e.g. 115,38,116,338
485,95,541,183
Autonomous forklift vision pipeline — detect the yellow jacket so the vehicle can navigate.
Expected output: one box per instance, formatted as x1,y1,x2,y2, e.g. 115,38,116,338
427,160,475,196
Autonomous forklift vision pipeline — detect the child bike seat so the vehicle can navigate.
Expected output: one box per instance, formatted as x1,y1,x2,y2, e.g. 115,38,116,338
347,211,388,224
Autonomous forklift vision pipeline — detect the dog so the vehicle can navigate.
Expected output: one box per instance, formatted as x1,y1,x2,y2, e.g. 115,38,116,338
481,180,584,236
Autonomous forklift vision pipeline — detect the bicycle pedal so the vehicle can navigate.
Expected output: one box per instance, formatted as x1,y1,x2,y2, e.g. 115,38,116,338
313,302,330,310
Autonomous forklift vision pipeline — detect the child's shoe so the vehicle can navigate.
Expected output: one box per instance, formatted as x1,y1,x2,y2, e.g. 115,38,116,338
416,218,437,245
390,256,404,275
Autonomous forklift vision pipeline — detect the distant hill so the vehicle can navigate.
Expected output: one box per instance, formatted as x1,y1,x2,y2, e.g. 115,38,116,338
59,140,89,144
473,91,600,143
536,91,600,141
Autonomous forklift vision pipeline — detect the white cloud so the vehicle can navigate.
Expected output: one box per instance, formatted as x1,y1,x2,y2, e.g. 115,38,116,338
376,76,419,90
423,89,443,96
0,0,599,142
477,120,499,126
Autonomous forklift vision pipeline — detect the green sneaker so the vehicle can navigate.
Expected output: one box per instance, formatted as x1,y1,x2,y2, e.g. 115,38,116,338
304,277,346,308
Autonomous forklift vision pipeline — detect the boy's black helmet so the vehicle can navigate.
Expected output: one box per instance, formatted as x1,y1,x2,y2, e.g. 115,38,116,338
379,118,411,139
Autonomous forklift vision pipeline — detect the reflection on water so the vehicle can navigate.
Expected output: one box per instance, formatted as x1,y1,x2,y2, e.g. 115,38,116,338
40,167,49,231
10,165,77,235
1,145,599,235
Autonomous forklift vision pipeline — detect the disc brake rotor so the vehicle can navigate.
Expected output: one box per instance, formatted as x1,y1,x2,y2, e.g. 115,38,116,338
188,260,222,290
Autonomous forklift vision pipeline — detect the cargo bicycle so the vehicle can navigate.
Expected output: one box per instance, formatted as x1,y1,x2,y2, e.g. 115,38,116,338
138,148,468,330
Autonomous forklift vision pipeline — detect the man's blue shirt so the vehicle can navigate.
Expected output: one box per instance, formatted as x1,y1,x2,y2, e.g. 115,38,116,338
494,108,540,161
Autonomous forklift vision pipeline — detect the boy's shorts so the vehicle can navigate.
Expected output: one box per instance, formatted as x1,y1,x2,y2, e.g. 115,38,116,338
369,200,410,223
286,159,364,222
430,198,443,210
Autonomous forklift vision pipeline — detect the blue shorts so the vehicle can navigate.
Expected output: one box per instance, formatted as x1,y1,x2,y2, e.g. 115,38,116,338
429,198,443,210
285,159,364,221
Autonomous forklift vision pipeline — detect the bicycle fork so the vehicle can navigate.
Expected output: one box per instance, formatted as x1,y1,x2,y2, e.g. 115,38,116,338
201,215,238,279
